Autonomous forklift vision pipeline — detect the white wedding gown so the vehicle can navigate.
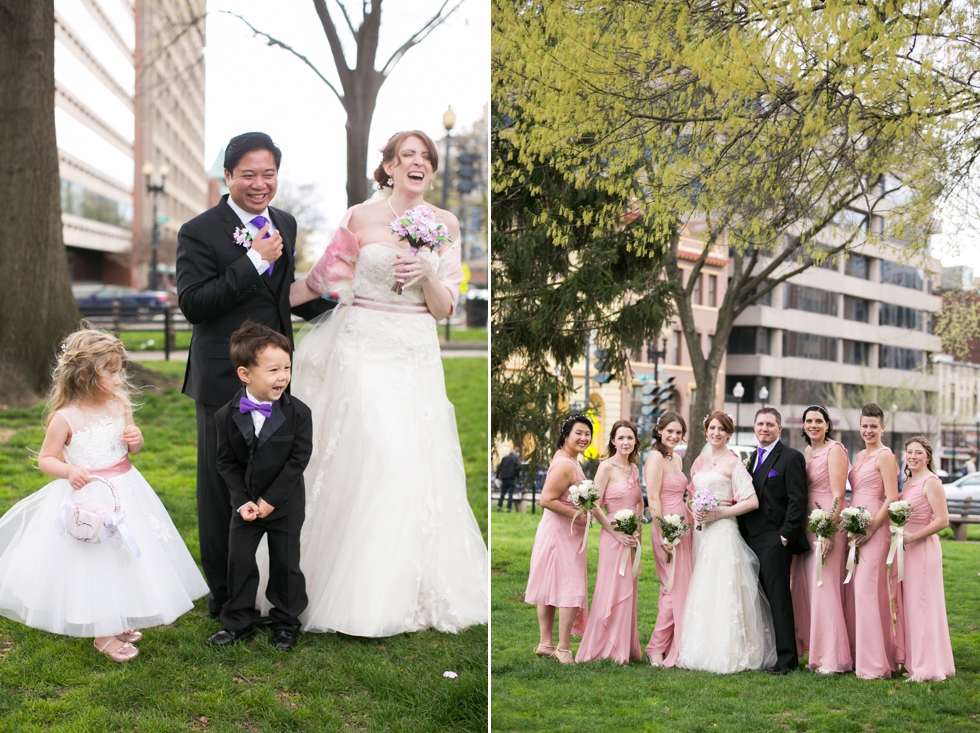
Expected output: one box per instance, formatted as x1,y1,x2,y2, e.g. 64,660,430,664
676,463,776,673
257,242,488,637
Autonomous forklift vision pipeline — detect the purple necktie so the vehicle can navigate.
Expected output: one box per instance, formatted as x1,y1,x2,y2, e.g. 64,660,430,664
755,446,766,472
250,216,274,276
240,396,272,418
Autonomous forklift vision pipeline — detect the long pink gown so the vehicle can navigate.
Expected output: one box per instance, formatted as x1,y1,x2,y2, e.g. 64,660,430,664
892,472,955,681
576,465,643,663
644,471,693,667
524,457,589,635
846,447,897,679
793,441,853,672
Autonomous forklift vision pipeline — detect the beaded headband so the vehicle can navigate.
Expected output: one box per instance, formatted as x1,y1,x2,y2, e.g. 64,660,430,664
702,412,735,430
561,413,593,432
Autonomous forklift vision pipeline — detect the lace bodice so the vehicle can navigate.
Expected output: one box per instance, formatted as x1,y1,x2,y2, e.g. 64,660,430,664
352,243,443,303
58,403,129,469
692,471,737,504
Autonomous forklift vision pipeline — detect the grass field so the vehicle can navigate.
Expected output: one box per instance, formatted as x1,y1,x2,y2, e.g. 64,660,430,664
490,511,980,732
0,359,487,732
117,327,487,353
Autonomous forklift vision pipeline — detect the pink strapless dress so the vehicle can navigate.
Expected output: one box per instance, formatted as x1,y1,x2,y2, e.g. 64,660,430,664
892,473,955,681
524,458,589,635
576,464,643,663
845,448,897,679
793,441,853,672
644,471,693,667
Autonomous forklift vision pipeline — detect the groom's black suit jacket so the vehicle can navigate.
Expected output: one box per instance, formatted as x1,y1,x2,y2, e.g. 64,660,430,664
176,194,335,407
738,440,809,554
214,390,313,517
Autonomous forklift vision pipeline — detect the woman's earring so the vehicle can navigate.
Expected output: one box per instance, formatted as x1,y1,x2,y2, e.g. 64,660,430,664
430,183,435,191
387,177,393,186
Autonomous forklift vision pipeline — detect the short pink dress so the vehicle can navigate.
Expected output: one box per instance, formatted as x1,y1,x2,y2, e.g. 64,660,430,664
524,457,589,635
892,472,955,681
644,471,693,667
846,447,897,679
576,464,643,664
793,441,853,672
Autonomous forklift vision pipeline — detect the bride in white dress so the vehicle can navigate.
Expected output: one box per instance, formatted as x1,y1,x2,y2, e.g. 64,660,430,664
278,130,488,637
676,411,776,673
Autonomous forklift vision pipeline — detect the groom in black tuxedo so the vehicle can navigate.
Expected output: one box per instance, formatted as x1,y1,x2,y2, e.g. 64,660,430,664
176,132,334,617
737,406,808,674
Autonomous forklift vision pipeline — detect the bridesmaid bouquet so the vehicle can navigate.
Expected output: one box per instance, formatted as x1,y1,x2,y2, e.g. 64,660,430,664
807,500,839,585
655,514,691,592
887,500,914,582
839,506,873,584
568,479,600,553
612,509,642,577
389,205,452,294
689,489,718,531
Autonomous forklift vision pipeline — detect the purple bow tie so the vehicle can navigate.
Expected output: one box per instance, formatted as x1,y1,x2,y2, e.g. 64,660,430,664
250,215,275,276
240,396,272,418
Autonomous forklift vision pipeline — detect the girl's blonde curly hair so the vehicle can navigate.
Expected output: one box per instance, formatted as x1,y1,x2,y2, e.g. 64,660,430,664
46,328,134,423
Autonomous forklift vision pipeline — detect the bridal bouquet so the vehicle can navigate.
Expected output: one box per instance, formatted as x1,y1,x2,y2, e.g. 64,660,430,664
806,499,839,585
612,509,642,577
655,513,691,591
568,479,599,553
840,506,873,584
389,205,452,294
887,500,914,583
689,489,718,531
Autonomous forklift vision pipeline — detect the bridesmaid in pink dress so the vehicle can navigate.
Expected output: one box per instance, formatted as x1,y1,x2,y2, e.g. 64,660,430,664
576,420,644,664
846,403,899,679
794,404,853,673
643,412,693,667
525,414,594,664
893,437,955,681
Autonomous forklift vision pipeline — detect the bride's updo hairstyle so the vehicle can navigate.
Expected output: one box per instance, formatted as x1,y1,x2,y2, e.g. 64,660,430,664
557,413,593,449
47,328,133,422
651,411,686,460
604,419,640,464
702,410,734,436
373,130,440,191
801,404,833,445
903,436,937,479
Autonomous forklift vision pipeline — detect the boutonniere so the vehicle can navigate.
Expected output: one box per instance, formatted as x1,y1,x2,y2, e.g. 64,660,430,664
743,456,753,470
233,226,253,250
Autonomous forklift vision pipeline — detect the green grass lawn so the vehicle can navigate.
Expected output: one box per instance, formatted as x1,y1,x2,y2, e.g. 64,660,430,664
490,511,980,732
118,326,486,353
0,359,487,732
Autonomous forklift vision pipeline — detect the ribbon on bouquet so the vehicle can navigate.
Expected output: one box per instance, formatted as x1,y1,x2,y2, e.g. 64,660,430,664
662,537,682,591
813,536,824,586
887,525,906,582
570,509,592,554
843,535,859,584
618,534,642,578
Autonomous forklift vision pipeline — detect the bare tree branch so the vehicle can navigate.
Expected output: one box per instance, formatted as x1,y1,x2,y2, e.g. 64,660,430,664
379,0,463,76
332,0,356,38
218,10,345,104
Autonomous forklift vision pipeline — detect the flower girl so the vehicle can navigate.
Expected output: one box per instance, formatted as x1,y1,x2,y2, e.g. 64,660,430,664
0,329,207,662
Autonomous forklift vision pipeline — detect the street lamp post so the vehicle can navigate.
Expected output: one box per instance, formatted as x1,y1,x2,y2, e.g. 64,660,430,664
951,411,959,476
891,402,898,454
439,106,456,341
759,385,769,407
974,411,980,471
732,381,745,444
142,162,169,291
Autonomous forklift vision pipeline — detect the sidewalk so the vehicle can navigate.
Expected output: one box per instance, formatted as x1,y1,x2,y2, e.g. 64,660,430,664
131,342,487,362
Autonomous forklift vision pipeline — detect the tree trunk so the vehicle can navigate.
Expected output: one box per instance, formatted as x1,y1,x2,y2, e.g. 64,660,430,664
343,80,381,207
0,0,80,405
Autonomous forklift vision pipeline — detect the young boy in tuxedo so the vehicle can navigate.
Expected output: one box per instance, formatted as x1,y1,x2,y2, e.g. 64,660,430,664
209,321,312,651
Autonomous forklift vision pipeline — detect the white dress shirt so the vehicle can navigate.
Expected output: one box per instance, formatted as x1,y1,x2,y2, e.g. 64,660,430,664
226,197,276,275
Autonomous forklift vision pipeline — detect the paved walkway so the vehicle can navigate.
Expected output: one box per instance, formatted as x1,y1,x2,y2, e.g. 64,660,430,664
131,343,487,362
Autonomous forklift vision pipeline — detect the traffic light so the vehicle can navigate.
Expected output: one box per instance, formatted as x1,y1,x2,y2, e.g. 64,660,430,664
593,348,612,384
454,152,480,193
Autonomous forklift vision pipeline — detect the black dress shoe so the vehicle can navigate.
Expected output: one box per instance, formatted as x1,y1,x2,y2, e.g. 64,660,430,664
765,666,792,675
270,626,298,651
207,627,255,647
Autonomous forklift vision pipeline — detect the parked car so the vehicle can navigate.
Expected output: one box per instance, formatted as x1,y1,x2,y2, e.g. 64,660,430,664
73,284,170,322
943,471,980,502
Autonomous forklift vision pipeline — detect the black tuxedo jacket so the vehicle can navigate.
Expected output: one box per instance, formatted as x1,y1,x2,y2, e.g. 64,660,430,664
738,440,809,554
176,194,335,406
214,390,313,517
